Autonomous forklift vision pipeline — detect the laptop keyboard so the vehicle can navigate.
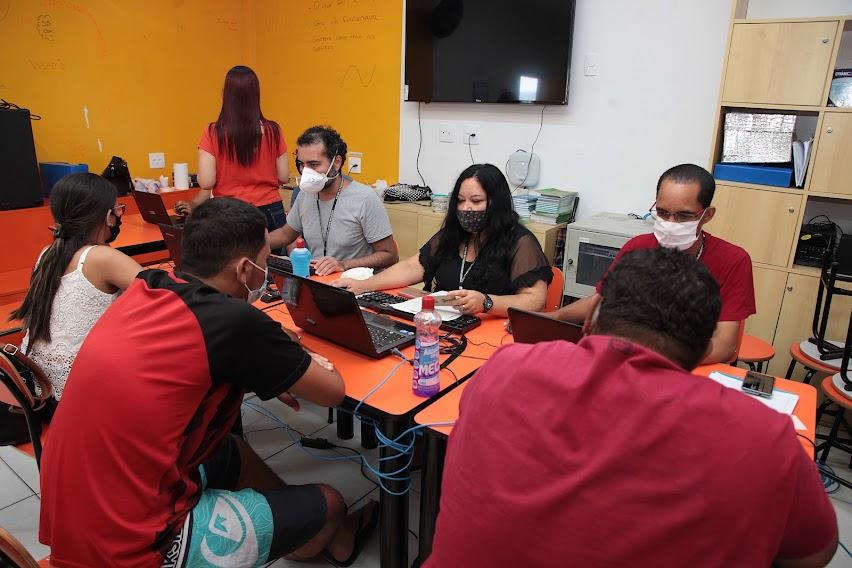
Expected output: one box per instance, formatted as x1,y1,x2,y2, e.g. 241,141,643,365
367,324,411,349
357,292,481,334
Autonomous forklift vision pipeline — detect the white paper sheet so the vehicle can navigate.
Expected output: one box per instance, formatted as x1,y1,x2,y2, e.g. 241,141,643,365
708,371,800,416
392,291,463,321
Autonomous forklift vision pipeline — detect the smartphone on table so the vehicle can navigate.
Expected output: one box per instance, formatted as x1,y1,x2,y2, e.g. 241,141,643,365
742,370,775,398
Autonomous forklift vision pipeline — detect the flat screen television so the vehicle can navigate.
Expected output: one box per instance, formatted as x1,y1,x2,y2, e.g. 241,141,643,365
405,0,575,105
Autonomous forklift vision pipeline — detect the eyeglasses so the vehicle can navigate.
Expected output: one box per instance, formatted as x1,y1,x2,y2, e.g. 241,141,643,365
649,203,705,223
112,203,126,216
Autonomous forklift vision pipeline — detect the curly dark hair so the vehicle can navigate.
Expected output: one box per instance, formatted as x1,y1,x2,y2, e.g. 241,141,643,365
295,125,347,169
594,248,721,369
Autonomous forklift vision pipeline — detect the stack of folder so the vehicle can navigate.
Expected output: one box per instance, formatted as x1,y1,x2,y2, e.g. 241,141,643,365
512,194,538,220
530,189,578,225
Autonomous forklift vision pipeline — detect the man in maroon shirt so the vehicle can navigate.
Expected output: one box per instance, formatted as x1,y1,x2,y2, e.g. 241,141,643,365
427,248,837,568
551,164,755,364
40,198,377,567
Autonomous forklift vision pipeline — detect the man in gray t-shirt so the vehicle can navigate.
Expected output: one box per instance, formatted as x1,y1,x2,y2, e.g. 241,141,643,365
269,126,398,276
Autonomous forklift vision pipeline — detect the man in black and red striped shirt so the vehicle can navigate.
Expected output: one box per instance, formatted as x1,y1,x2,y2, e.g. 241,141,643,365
40,197,377,567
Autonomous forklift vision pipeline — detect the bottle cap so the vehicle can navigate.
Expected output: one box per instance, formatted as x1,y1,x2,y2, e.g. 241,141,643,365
421,296,435,310
295,237,306,248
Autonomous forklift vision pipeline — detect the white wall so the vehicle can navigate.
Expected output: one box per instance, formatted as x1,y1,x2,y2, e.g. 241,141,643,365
398,1,731,221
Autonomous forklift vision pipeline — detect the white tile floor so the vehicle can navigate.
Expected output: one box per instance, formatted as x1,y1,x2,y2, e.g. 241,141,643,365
2,398,852,567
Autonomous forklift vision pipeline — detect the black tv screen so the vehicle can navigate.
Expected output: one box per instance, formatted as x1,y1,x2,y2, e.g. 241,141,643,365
405,0,575,105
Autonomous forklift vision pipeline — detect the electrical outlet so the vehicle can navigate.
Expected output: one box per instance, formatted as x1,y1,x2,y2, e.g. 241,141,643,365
348,152,363,174
463,124,480,145
148,152,165,169
439,123,455,143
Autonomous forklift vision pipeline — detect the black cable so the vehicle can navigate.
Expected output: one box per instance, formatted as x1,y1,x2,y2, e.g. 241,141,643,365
0,99,41,120
465,337,501,349
416,102,427,187
468,133,475,164
511,105,547,193
261,300,284,311
796,432,816,450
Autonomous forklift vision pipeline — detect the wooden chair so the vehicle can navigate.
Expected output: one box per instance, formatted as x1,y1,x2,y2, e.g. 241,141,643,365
0,527,51,568
544,267,565,312
0,343,52,469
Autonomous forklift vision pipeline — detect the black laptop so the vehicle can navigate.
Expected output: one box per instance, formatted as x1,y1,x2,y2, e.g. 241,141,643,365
508,308,585,344
274,272,415,358
157,223,184,269
132,191,185,226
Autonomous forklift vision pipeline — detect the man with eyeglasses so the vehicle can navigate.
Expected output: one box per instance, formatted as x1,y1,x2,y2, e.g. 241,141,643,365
268,125,398,276
550,163,755,364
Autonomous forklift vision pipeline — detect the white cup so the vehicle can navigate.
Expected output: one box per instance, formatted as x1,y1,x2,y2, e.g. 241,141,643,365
173,163,189,189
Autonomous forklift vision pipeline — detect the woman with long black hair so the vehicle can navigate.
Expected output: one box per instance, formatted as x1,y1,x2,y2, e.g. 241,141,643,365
175,65,289,235
334,163,551,316
10,173,142,401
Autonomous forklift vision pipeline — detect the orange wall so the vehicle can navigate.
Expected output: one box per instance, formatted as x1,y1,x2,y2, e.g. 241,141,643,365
254,0,402,184
0,0,254,180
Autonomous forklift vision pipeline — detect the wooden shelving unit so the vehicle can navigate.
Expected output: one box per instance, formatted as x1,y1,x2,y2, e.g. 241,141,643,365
707,0,852,376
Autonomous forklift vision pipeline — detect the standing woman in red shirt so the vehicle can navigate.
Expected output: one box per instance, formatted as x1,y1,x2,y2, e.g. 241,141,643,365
176,66,289,242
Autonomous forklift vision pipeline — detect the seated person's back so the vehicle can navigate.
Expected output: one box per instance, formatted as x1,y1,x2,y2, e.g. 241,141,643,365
40,197,374,567
12,173,141,400
426,249,836,568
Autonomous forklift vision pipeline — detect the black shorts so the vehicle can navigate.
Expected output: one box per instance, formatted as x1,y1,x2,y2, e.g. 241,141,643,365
162,435,328,566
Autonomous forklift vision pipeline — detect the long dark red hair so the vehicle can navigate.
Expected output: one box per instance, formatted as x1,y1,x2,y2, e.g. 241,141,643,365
211,66,281,167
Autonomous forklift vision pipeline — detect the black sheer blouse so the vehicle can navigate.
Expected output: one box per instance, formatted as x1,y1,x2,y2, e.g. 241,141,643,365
418,224,553,295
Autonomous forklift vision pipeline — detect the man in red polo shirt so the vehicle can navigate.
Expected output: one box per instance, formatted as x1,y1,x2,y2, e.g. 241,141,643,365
551,163,754,364
40,198,377,567
427,248,837,568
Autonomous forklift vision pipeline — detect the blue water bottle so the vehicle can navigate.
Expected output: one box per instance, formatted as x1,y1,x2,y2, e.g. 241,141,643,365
413,296,442,397
291,237,311,278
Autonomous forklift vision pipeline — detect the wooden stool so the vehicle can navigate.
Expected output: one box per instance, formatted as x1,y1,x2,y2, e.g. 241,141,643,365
737,334,775,373
785,342,846,384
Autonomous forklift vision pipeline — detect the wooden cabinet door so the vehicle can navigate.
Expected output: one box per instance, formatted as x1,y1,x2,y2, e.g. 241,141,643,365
416,214,445,257
386,207,419,260
723,21,837,106
706,185,803,267
809,112,852,196
768,273,852,376
746,266,787,344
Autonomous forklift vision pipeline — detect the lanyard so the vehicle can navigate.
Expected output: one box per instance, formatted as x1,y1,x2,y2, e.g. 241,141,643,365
316,176,344,257
458,242,476,289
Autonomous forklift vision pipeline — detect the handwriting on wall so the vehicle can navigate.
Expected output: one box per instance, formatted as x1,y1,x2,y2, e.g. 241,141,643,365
39,0,108,57
36,13,55,40
309,0,379,53
29,58,65,71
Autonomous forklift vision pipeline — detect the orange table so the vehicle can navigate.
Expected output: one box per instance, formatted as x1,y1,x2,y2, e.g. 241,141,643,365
112,213,168,258
263,292,507,568
412,360,818,564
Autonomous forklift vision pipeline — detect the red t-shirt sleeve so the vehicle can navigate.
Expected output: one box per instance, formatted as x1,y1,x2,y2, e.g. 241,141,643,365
595,233,655,294
776,429,837,560
718,253,756,322
277,131,287,156
199,125,215,154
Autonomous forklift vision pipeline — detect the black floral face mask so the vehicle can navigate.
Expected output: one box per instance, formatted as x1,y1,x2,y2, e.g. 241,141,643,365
456,209,487,234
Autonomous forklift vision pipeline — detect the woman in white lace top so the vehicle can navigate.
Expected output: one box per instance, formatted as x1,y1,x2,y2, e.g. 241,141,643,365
11,173,142,401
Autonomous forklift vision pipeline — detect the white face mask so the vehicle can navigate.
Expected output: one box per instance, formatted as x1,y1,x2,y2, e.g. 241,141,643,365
298,156,338,195
243,259,268,304
653,213,705,251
